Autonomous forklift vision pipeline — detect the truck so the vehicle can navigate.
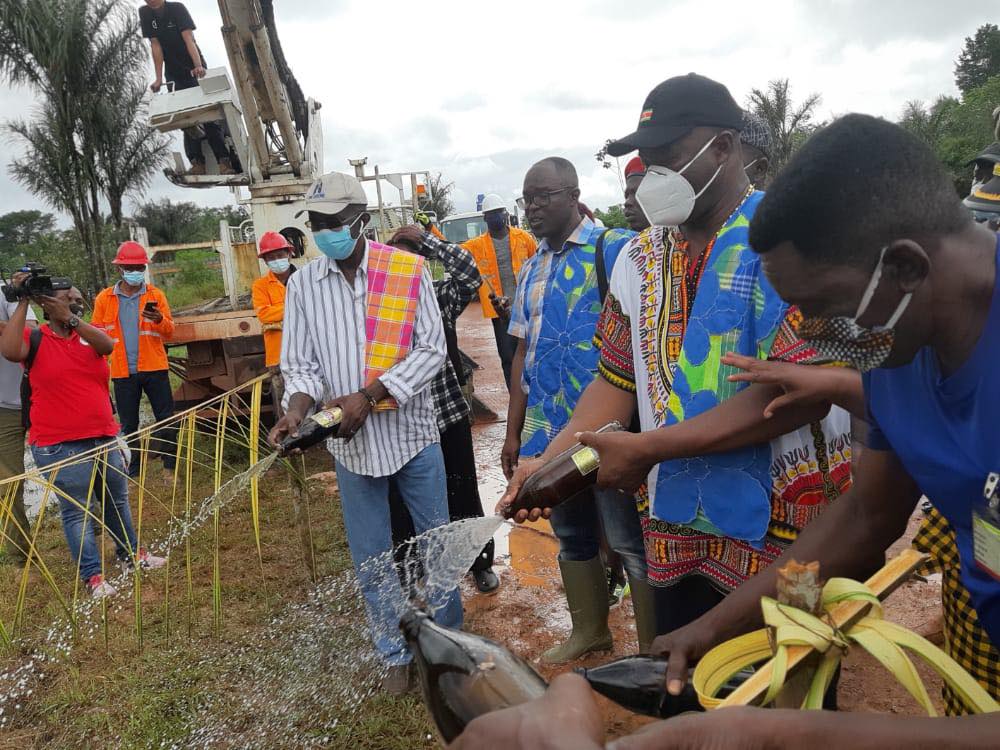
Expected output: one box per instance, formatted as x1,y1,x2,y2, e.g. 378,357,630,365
144,0,435,412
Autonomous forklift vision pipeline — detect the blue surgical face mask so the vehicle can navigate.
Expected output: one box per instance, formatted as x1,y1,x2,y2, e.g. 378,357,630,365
313,216,365,260
266,258,291,274
122,270,145,285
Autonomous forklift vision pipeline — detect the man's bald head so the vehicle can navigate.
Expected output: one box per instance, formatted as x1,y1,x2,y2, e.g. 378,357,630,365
528,157,579,188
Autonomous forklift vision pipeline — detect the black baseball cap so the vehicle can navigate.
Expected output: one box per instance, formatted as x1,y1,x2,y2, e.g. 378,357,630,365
606,73,744,157
966,142,1000,167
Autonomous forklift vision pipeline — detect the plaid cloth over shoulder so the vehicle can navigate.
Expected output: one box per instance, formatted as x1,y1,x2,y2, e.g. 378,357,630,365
365,243,424,410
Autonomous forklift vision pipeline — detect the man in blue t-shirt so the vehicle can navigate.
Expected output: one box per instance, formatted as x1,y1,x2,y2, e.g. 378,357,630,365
447,113,1000,750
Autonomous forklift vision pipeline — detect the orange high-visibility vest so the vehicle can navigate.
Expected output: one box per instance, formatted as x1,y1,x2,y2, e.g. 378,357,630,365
252,270,288,367
91,283,175,379
461,227,537,318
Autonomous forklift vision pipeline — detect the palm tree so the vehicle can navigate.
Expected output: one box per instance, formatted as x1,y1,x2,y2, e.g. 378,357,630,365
747,79,823,174
0,0,168,290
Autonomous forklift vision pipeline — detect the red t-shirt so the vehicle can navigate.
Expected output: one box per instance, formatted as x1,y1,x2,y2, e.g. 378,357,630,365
24,326,119,447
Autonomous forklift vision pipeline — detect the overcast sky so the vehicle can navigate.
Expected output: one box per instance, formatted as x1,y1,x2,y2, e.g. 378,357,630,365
0,0,989,225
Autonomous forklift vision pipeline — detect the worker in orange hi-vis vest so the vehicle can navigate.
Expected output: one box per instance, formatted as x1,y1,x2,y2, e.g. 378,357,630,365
461,194,537,391
91,241,177,478
252,231,297,417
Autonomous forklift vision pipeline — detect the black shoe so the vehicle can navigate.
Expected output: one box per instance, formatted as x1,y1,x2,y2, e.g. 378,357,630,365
472,567,500,594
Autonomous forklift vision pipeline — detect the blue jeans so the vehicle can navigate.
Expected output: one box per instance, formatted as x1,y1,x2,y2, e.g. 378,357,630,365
31,437,138,582
334,443,463,666
549,487,647,581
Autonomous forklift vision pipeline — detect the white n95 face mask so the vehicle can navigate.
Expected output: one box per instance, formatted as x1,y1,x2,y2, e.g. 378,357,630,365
636,135,723,227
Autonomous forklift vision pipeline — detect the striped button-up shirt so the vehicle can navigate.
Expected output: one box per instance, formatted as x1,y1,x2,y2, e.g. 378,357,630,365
281,240,446,477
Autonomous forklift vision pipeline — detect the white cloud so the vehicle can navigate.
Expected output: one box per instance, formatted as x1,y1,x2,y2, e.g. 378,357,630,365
0,0,987,228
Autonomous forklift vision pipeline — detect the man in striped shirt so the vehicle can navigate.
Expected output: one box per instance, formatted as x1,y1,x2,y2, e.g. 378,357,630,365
268,172,462,694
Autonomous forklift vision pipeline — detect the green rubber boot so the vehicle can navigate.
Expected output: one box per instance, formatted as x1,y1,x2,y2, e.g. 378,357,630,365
542,556,613,664
628,573,657,654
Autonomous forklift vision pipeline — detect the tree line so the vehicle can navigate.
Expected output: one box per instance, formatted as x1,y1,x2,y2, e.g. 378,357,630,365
597,23,1000,228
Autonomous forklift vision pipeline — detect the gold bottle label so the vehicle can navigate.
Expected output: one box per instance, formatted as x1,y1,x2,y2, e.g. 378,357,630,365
571,446,600,476
311,407,343,428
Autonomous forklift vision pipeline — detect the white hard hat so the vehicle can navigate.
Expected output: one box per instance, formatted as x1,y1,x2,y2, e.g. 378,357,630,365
296,172,368,217
481,194,507,214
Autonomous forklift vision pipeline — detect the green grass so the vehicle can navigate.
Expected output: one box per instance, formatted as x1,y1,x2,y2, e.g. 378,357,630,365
0,448,436,748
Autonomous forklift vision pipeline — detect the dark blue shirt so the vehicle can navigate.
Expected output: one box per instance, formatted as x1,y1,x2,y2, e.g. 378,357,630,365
863,234,1000,645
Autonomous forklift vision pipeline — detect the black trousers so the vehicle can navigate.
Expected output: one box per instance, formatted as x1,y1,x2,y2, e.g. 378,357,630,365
390,416,494,572
491,317,518,393
113,370,177,472
168,72,230,164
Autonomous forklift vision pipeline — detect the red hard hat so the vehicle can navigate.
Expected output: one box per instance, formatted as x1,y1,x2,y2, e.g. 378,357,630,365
113,241,150,265
258,231,293,257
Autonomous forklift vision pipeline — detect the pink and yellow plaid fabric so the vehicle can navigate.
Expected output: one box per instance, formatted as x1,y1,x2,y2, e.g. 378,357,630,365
365,242,424,410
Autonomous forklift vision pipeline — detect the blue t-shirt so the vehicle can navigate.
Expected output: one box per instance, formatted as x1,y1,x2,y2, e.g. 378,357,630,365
863,234,1000,645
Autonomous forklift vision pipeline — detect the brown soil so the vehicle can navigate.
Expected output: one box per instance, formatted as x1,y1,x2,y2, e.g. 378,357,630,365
455,301,947,737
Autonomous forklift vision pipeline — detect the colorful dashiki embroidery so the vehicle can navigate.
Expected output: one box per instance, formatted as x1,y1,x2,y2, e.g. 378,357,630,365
596,193,852,591
509,218,634,457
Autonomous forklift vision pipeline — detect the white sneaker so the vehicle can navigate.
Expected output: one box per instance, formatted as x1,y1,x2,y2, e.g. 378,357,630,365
138,548,167,570
87,575,117,599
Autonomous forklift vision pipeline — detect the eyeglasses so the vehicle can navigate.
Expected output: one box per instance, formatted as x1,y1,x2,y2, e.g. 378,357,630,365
305,212,362,231
516,186,576,210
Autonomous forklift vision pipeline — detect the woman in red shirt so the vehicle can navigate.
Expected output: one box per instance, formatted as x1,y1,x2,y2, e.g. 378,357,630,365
0,275,165,598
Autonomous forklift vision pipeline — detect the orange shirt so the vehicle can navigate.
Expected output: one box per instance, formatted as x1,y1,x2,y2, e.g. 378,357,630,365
91,283,174,379
252,270,289,367
461,227,537,318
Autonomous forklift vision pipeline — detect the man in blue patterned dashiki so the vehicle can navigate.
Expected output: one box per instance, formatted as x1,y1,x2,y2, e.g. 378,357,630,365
500,156,654,660
500,75,851,647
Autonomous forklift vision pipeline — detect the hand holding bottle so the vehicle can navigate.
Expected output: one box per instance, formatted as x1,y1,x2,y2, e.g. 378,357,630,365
448,673,604,750
495,456,545,521
269,410,304,451
326,391,372,441
576,429,653,493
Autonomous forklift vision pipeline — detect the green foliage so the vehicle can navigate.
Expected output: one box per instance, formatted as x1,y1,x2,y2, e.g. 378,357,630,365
747,79,823,175
132,199,249,245
162,249,226,308
955,23,1000,95
899,75,1000,195
0,0,170,290
420,172,455,220
594,205,629,229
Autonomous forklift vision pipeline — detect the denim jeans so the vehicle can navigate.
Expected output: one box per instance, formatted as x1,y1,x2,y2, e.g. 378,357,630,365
548,486,647,581
334,443,463,666
31,437,138,582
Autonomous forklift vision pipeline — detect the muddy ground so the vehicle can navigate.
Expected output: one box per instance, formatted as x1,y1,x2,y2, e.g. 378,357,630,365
454,301,946,736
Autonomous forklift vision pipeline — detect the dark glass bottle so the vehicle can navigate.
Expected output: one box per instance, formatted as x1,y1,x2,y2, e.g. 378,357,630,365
400,608,547,743
575,656,753,718
278,406,343,455
503,421,622,519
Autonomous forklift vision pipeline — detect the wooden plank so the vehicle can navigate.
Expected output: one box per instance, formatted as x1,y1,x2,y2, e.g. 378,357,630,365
719,549,927,707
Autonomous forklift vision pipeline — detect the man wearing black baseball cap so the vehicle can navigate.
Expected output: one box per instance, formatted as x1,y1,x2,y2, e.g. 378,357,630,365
967,142,1000,193
501,73,852,645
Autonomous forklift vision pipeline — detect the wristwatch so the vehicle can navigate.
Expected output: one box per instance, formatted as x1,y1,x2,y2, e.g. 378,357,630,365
66,315,80,329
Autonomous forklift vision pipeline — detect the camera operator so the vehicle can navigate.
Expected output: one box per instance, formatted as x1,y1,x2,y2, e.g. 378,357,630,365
0,282,36,566
0,273,165,598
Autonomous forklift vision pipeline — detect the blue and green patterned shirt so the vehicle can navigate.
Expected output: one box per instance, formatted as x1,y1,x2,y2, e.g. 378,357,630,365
508,218,635,457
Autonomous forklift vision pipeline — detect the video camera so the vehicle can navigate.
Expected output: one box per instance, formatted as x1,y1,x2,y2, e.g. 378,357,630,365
2,262,54,303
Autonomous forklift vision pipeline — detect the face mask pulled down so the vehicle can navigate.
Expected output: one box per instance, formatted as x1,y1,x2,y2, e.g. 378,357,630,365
797,249,912,372
313,216,365,260
636,135,725,227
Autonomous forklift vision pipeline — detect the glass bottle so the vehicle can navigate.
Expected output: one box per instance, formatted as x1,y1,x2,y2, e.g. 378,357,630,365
575,656,753,718
278,406,342,455
503,421,622,519
400,608,547,743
